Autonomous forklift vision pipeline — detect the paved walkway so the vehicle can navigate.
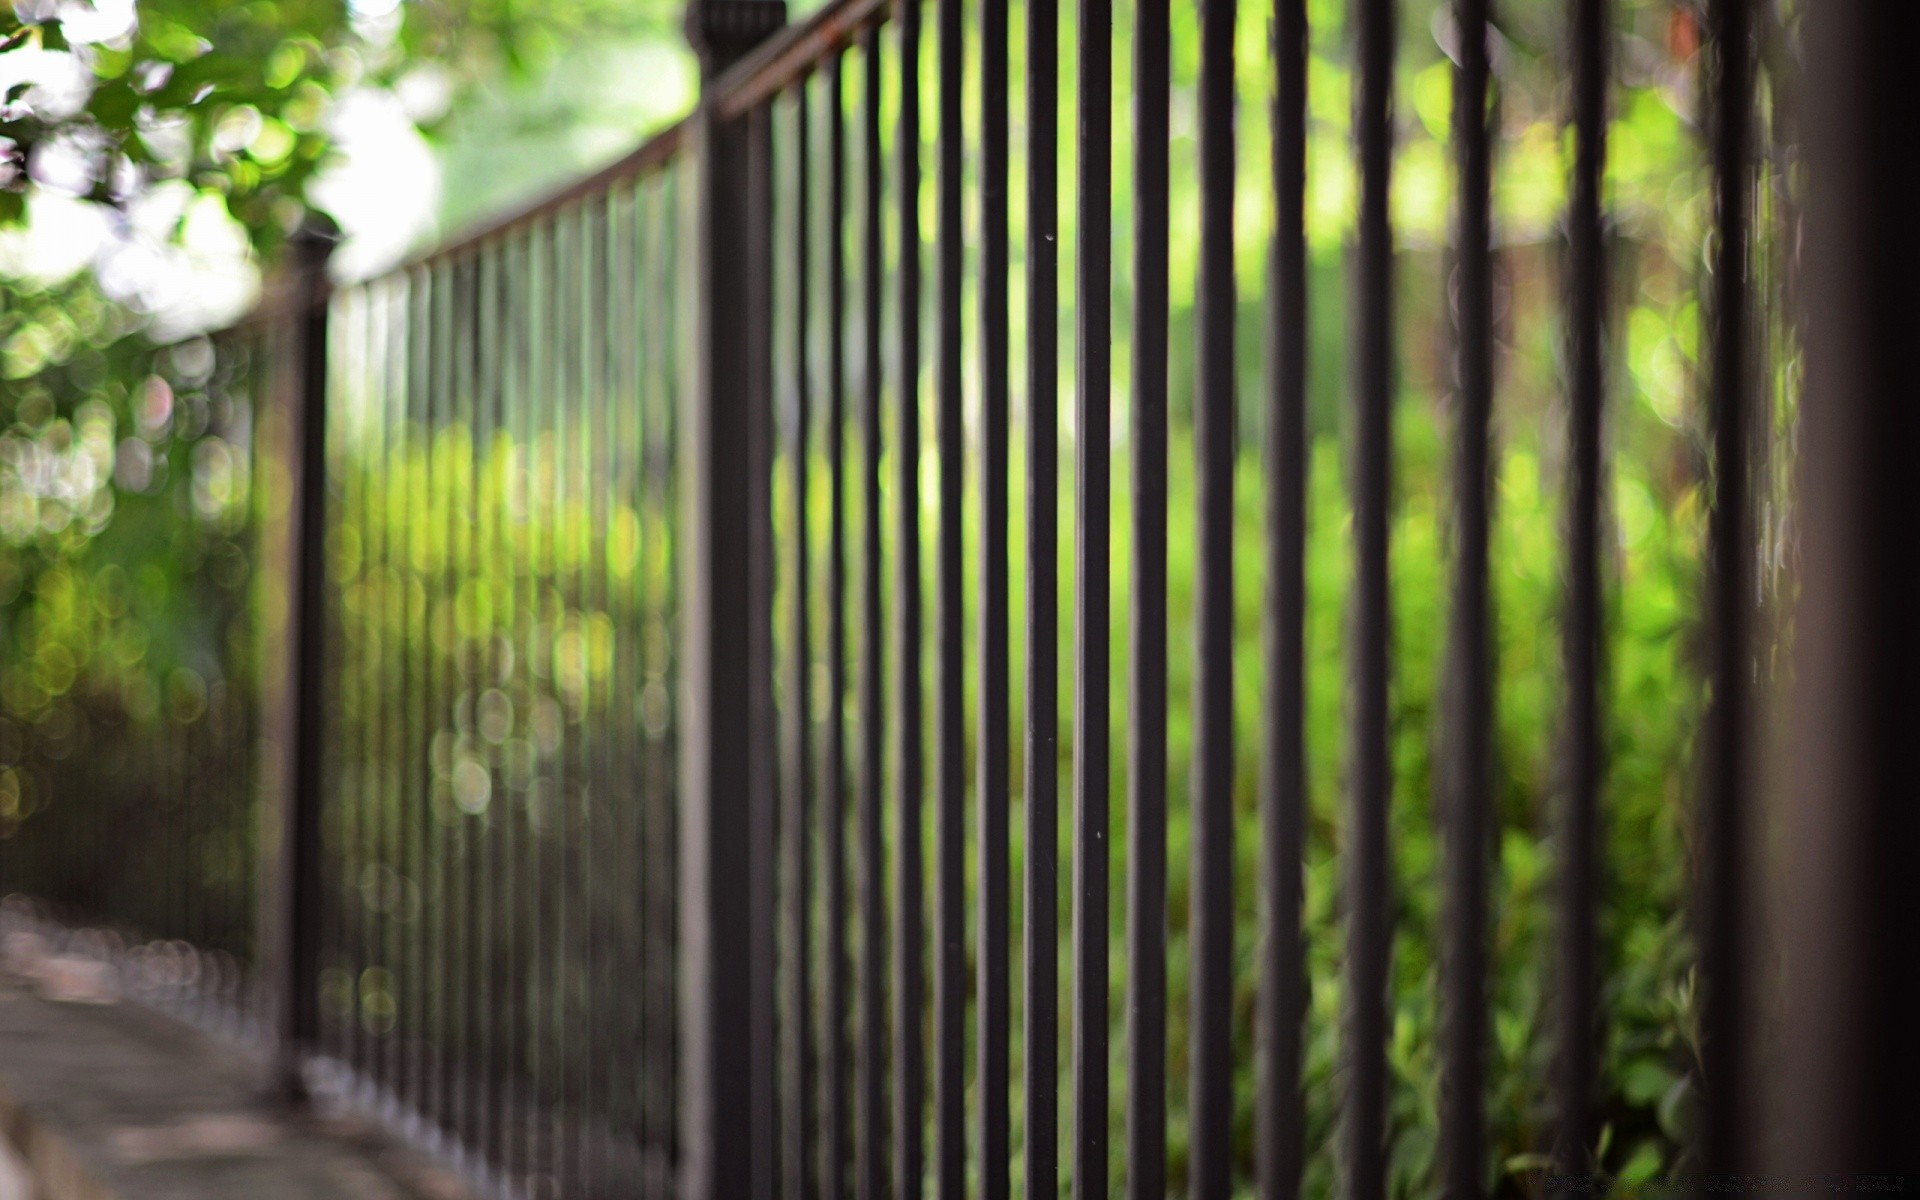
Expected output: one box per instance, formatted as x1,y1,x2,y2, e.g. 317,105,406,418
0,950,476,1200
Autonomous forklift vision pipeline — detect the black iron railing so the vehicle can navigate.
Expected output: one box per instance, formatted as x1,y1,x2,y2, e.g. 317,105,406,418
305,159,689,1189
2,323,273,1037
9,0,1916,1197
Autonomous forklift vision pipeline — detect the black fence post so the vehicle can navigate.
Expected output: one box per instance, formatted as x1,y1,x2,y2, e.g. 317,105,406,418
680,5,786,1199
273,219,337,1101
1767,0,1920,1179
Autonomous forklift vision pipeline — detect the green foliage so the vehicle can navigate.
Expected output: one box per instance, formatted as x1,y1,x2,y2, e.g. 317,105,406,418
2,0,345,254
1,0,681,248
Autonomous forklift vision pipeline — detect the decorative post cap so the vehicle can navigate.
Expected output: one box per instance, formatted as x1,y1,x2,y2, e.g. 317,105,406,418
286,213,340,301
288,212,340,262
684,0,788,78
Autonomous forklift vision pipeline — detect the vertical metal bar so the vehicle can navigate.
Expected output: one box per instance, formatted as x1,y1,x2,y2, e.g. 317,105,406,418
612,178,642,1190
1071,0,1111,1184
188,712,207,957
1556,0,1607,1181
1699,0,1750,1181
664,163,687,1189
658,163,688,1198
1022,0,1061,1185
322,288,353,1067
357,277,384,1098
468,246,489,1163
612,186,638,1185
385,272,412,1103
564,235,581,1186
1440,0,1493,1193
502,230,531,1184
389,274,408,1119
592,193,617,1189
654,167,679,1194
858,25,892,1200
1126,0,1170,1184
502,233,525,1186
895,4,928,1197
275,223,335,1101
1190,0,1237,1188
310,295,337,1073
785,80,818,1200
373,274,399,1102
362,284,386,1087
1259,0,1309,1194
408,262,434,1123
324,284,359,1072
644,169,673,1194
193,710,210,958
450,253,476,1151
429,255,455,1134
681,5,787,1194
387,272,410,1129
582,197,611,1190
1769,0,1920,1179
425,257,447,1135
571,201,598,1188
748,100,783,1200
398,267,423,1115
667,161,689,1186
545,217,564,1190
568,219,597,1195
558,223,583,1191
418,265,438,1128
530,222,554,1188
545,216,572,1190
607,179,637,1189
472,240,500,1176
561,211,585,1190
638,175,672,1196
822,55,853,1200
460,257,481,1151
1345,0,1395,1190
662,170,685,1198
933,0,966,1184
683,94,760,1199
535,220,558,1189
977,0,1012,1191
580,205,604,1177
169,692,187,945
602,189,624,1187
632,179,658,1196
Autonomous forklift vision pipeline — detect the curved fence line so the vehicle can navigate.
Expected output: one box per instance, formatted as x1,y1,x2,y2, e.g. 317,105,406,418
10,1,1902,1199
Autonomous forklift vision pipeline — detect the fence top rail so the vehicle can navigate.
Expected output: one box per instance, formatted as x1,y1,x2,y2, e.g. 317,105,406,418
202,115,685,338
709,0,892,119
188,0,882,345
400,118,688,275
352,0,882,288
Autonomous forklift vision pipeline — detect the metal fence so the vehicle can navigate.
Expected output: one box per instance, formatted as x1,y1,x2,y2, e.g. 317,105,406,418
1,324,271,1034
7,0,1915,1197
309,153,689,1191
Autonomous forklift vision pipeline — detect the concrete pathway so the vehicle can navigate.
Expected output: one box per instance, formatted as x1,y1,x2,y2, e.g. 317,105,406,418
0,956,477,1200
